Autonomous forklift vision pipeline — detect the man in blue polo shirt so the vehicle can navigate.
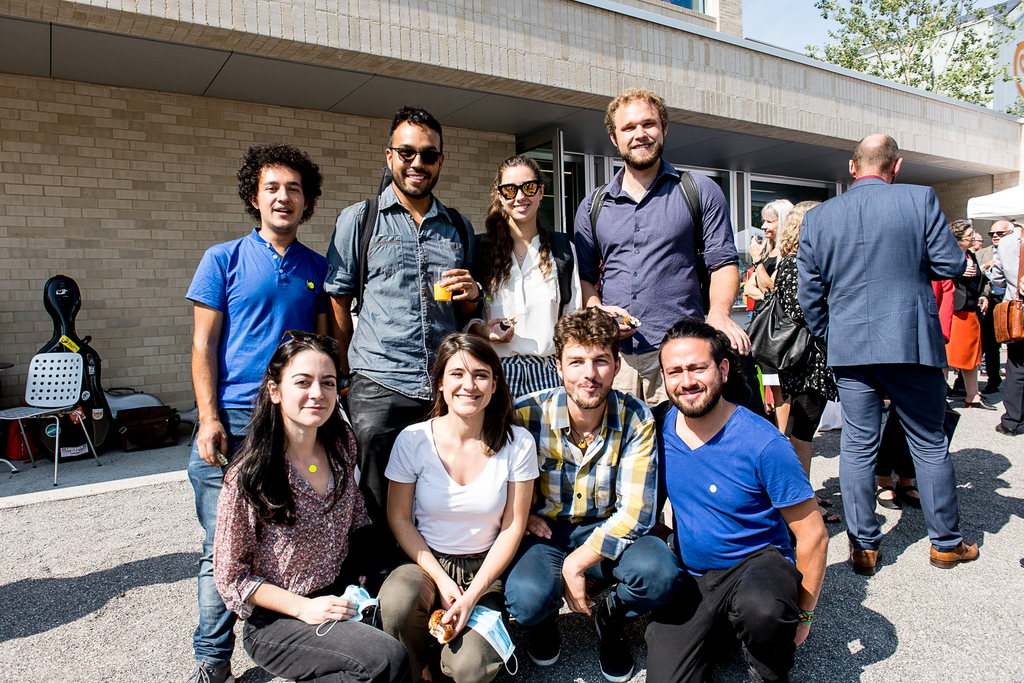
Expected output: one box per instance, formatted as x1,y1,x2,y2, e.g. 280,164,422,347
574,87,748,406
645,318,827,683
183,143,328,683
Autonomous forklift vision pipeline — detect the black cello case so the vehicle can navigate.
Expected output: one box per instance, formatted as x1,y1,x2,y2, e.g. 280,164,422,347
35,275,115,454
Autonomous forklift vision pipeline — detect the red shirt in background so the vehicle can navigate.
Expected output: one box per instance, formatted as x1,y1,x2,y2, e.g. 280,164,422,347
933,279,954,342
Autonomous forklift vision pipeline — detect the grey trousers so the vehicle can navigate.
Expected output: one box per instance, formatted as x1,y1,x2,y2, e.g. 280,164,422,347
379,552,506,683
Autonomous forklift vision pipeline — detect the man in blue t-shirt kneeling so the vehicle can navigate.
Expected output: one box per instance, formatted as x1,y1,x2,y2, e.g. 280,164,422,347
645,318,827,683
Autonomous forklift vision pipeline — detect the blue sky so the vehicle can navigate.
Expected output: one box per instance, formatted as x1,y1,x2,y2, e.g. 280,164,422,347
742,0,1006,54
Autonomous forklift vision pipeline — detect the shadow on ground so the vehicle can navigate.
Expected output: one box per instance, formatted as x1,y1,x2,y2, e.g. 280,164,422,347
0,551,198,642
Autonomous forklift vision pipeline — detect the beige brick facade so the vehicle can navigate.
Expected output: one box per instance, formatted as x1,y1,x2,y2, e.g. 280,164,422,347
716,0,742,38
0,72,514,409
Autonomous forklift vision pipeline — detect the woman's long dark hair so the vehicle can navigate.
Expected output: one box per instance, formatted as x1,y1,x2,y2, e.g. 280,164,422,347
429,333,516,455
474,155,553,296
230,333,354,535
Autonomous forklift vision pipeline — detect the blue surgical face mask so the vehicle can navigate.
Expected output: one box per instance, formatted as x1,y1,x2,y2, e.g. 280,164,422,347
466,605,518,675
315,585,380,636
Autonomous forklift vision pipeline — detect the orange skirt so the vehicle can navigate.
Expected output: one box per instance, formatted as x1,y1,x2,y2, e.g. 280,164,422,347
945,310,982,370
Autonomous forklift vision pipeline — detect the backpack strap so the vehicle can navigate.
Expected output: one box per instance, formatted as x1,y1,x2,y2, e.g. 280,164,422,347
446,207,470,258
354,195,380,316
678,172,703,258
547,231,575,319
588,183,610,259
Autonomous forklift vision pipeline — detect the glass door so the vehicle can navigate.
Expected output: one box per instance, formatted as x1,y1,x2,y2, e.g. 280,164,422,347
516,128,564,232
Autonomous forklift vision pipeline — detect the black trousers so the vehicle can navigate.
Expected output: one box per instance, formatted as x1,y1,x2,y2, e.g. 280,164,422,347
346,374,432,525
981,295,1002,384
645,546,802,683
1001,340,1024,432
244,607,410,683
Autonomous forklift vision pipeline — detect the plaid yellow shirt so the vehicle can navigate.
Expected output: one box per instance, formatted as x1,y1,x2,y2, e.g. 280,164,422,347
515,387,657,560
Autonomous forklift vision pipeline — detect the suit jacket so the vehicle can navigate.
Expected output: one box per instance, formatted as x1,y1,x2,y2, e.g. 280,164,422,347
797,177,966,368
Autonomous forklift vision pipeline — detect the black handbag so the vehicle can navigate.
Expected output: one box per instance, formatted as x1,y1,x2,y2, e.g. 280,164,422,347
746,288,812,372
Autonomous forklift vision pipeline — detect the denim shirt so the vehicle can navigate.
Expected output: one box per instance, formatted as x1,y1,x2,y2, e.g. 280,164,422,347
324,185,476,400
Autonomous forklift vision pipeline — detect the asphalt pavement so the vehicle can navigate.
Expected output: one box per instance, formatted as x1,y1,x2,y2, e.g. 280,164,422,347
1,389,1022,683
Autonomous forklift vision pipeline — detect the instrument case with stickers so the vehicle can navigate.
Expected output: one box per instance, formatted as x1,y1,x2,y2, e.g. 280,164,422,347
36,275,115,456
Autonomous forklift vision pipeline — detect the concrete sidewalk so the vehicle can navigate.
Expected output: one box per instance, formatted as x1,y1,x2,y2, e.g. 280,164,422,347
1,396,1022,683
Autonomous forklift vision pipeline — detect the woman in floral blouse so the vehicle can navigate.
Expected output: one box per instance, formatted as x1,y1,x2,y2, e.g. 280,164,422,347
774,201,841,524
213,332,409,683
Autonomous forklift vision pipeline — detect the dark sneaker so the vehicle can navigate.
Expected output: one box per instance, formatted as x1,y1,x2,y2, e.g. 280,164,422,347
527,613,561,666
184,661,234,683
595,596,634,683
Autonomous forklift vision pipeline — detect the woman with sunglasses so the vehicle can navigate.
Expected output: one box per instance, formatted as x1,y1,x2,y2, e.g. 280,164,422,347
213,332,409,683
470,155,581,398
379,333,537,683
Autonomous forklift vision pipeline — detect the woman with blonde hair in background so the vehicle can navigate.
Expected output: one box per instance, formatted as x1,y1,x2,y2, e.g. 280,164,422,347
773,201,840,523
746,198,794,426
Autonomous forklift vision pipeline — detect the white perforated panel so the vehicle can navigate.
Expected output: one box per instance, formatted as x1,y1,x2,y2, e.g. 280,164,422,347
25,353,83,409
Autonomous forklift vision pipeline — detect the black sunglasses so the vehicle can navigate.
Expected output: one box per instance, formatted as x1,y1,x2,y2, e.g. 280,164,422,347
497,181,541,200
388,147,441,165
989,231,1010,237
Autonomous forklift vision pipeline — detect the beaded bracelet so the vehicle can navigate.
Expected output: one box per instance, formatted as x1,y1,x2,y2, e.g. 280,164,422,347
797,609,814,624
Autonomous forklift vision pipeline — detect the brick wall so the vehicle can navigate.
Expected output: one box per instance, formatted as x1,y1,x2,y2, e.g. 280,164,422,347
0,72,514,409
716,0,743,38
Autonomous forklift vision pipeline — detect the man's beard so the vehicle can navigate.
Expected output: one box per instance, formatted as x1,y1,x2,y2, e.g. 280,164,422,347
621,139,664,171
567,381,612,411
670,374,724,418
392,167,439,199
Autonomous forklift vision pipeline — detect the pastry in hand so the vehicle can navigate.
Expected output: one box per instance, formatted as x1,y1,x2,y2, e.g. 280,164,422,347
499,315,518,331
428,609,455,644
621,314,641,328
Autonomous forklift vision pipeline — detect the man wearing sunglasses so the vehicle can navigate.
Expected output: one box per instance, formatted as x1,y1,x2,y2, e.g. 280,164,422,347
324,106,481,536
184,143,329,683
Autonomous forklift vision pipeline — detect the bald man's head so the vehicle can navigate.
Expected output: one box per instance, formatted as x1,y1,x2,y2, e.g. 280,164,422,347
991,219,1014,244
851,134,900,181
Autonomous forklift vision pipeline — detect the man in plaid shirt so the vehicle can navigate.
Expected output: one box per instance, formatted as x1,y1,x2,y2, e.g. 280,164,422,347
505,308,682,683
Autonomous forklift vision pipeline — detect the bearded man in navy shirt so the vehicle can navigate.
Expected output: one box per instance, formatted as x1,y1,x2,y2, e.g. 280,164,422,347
574,88,747,406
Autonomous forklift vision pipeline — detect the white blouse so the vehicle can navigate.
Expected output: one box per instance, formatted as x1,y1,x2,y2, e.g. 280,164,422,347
472,235,582,358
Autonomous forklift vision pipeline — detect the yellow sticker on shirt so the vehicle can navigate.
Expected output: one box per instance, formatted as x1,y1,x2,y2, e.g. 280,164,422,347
59,335,80,353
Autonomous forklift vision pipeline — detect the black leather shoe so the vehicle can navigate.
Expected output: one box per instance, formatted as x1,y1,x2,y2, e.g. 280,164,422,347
947,386,966,398
981,382,1002,394
964,401,997,411
996,423,1019,436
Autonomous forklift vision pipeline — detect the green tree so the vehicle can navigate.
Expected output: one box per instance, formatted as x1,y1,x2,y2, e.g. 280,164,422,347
807,0,1015,107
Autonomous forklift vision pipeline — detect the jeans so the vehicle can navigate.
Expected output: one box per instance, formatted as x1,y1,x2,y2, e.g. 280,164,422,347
645,545,802,683
244,607,409,683
186,408,250,664
504,519,681,626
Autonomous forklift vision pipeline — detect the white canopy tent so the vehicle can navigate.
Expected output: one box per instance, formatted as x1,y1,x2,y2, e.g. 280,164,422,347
967,185,1024,220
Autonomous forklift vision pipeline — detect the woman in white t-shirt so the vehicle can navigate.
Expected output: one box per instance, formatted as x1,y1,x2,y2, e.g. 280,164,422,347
378,333,538,683
470,155,581,398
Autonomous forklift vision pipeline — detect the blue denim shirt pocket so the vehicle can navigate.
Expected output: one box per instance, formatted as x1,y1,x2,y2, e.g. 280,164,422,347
424,234,465,271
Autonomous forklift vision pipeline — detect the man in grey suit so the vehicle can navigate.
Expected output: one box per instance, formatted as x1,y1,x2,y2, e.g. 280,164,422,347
798,134,979,575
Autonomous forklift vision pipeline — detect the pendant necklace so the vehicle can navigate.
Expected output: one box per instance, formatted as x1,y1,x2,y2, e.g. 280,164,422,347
447,453,456,463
